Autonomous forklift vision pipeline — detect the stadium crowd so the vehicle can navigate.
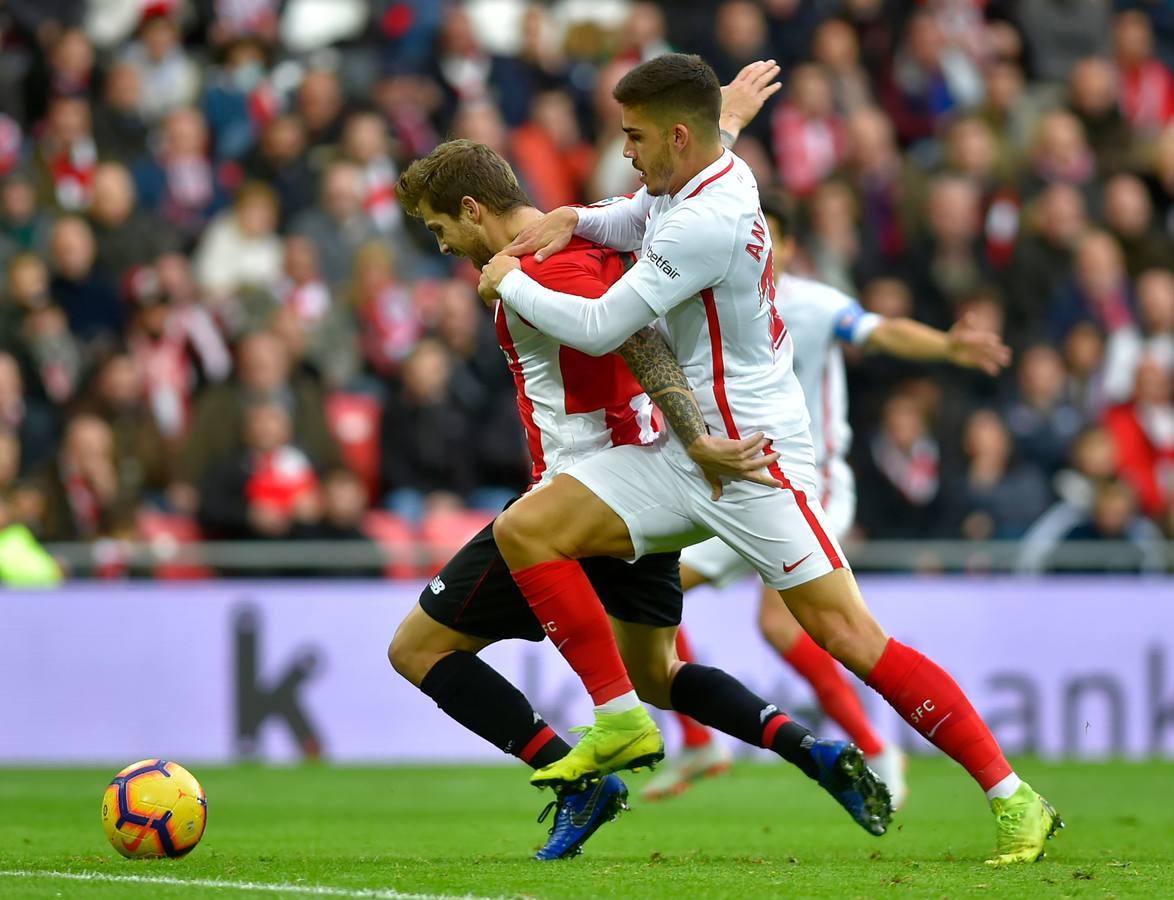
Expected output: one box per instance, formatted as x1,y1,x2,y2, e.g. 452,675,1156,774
0,0,1170,575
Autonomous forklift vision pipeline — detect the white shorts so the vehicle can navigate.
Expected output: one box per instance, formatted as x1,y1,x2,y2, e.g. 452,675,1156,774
565,432,848,591
678,454,856,588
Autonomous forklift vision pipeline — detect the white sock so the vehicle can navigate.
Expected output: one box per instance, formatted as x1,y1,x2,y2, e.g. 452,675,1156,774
595,690,641,716
985,772,1022,803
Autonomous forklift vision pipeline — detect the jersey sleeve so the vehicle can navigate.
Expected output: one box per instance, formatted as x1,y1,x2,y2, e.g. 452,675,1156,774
573,190,652,252
622,204,736,317
827,294,882,346
498,268,659,357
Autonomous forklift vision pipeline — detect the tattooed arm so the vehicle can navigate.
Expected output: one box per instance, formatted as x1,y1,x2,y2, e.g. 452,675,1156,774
616,327,782,498
616,326,709,446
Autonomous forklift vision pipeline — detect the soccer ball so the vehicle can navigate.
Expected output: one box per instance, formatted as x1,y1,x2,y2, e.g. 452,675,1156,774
100,759,207,859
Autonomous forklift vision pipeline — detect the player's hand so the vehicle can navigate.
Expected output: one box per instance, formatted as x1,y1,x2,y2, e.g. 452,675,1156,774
946,312,1012,375
501,207,578,262
687,432,784,500
477,253,521,304
719,60,782,139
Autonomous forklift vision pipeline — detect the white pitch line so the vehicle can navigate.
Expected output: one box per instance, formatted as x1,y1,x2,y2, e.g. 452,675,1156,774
0,869,499,900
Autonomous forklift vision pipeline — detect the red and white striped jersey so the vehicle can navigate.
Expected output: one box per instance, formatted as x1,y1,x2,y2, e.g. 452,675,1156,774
578,150,811,447
494,237,659,488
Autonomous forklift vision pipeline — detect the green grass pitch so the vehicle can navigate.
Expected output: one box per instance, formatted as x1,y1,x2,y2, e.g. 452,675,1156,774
1,758,1171,898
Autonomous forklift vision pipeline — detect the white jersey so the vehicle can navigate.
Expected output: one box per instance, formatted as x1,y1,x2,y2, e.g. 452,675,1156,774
495,237,659,488
776,273,880,495
576,150,811,448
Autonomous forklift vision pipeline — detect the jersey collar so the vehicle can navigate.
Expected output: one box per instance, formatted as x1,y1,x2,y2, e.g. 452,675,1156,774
668,149,733,207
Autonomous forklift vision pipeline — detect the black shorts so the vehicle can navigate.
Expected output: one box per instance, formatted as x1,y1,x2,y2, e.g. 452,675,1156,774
419,519,682,642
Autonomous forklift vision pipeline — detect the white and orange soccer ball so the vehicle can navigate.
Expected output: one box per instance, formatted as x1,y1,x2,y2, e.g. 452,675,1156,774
100,759,207,859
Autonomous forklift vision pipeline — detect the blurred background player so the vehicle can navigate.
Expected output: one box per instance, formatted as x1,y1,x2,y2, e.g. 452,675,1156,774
646,194,1012,805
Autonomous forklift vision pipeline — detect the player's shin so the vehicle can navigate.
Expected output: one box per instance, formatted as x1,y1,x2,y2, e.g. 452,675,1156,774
783,630,885,757
669,663,819,778
866,638,1017,799
512,559,640,712
419,651,571,769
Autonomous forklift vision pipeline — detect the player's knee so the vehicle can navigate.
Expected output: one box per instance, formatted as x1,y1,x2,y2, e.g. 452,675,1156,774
809,617,884,677
492,506,542,559
388,622,442,687
757,596,793,646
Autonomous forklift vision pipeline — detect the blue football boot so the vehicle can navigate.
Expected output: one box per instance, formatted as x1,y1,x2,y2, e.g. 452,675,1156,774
810,739,893,836
534,774,629,860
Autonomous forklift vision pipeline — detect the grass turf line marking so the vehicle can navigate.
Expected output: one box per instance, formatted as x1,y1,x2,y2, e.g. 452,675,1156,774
0,869,497,900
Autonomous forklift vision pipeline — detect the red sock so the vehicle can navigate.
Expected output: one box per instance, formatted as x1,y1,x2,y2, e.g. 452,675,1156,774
867,638,1012,791
512,560,633,706
673,629,712,748
784,631,884,756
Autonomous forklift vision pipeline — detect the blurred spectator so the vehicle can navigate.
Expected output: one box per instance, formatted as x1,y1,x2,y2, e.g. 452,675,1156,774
1063,321,1109,419
975,60,1038,161
91,61,149,166
242,115,317,229
1103,268,1174,403
1029,478,1166,572
178,329,339,505
295,68,347,152
881,10,980,148
33,95,97,212
1004,182,1089,342
197,399,322,542
954,408,1052,540
352,242,427,378
711,1,772,85
1016,0,1111,84
511,90,596,212
291,160,378,288
340,111,402,235
1067,57,1135,176
133,107,231,241
201,35,278,162
271,236,360,390
74,351,170,500
839,106,910,267
125,255,232,440
1050,230,1136,341
1003,344,1086,476
1150,124,1174,239
812,16,873,116
2,253,82,405
1018,425,1117,569
88,162,178,281
0,173,55,274
48,215,123,349
193,181,283,303
1113,10,1174,134
380,338,475,521
1021,110,1099,206
1101,173,1173,276
772,64,846,198
907,176,992,328
855,390,948,539
1102,355,1173,519
803,180,861,295
432,280,526,495
29,412,140,540
120,9,200,123
294,467,384,576
0,350,57,472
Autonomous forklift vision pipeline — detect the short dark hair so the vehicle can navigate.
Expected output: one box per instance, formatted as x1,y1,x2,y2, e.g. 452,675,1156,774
759,192,792,239
613,53,722,139
396,139,530,219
